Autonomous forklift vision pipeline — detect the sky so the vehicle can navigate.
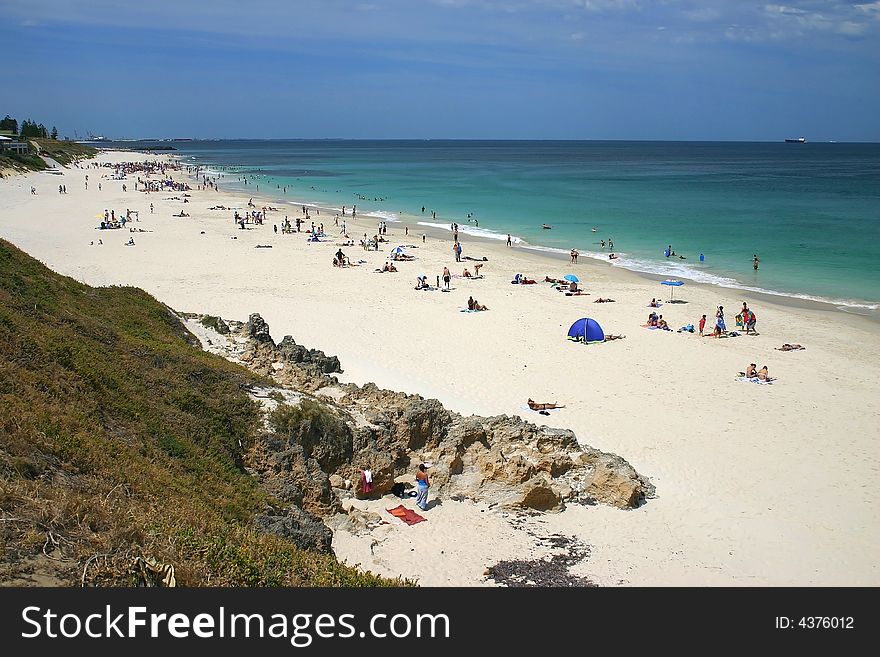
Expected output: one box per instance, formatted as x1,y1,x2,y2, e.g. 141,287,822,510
2,0,878,141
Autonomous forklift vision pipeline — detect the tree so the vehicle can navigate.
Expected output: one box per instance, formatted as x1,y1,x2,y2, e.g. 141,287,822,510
50,126,58,140
0,115,17,134
38,123,48,138
20,119,39,138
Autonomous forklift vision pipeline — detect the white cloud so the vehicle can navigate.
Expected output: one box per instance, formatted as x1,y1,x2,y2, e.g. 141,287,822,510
572,0,640,11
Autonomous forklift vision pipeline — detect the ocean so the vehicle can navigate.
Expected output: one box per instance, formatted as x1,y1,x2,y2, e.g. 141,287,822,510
113,139,880,313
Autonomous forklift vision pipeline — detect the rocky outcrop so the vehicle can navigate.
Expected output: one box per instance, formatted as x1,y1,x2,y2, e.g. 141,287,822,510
254,506,333,553
195,312,654,517
277,336,342,374
246,313,275,346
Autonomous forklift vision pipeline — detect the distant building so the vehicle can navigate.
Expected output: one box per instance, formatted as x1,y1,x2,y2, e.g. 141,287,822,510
0,134,29,155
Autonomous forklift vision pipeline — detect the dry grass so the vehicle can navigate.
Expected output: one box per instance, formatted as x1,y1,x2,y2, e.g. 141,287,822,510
0,239,403,587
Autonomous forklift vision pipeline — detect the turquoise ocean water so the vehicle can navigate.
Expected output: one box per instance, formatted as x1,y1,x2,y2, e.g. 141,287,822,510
114,140,880,313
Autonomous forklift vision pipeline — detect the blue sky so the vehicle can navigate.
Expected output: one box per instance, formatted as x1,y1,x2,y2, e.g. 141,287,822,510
2,0,878,140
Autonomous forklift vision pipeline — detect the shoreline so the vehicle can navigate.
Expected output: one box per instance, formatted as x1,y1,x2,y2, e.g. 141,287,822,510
176,154,880,324
2,149,879,586
183,160,880,329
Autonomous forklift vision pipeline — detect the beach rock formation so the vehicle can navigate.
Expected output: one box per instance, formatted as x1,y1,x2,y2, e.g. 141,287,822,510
254,506,333,553
191,312,654,515
246,312,274,345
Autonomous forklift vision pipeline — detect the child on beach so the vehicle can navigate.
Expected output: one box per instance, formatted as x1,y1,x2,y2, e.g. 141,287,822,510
699,314,706,335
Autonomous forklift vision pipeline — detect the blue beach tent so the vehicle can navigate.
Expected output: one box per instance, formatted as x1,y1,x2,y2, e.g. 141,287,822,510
567,317,605,344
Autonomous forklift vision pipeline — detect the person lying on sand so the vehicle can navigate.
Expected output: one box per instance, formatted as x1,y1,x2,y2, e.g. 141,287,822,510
512,274,537,284
527,399,565,411
174,211,190,217
594,297,615,303
604,334,625,341
545,276,563,283
775,343,805,351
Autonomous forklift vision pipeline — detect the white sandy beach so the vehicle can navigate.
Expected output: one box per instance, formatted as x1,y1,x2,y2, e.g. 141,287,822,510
2,150,878,586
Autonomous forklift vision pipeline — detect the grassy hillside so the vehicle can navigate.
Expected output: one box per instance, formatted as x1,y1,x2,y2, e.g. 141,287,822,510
0,139,96,175
33,138,98,166
0,152,48,174
0,239,397,587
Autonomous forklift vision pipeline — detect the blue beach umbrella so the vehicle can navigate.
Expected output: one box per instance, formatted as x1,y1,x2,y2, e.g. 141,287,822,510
563,274,580,283
391,246,406,255
661,279,684,301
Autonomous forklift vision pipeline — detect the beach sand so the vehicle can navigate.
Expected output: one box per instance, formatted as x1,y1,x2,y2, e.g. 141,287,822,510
2,150,878,586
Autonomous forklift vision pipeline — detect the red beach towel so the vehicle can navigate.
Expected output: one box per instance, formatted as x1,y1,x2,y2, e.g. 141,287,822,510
387,505,426,526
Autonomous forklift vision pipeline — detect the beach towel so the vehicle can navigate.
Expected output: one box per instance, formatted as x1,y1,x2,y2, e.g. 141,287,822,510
387,505,426,525
460,309,478,313
735,376,775,385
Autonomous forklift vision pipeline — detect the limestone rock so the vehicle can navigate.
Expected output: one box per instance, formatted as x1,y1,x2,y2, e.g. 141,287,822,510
246,313,275,346
217,311,654,524
255,506,332,553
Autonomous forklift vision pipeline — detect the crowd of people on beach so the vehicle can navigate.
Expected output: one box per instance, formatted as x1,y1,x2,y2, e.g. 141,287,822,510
37,153,794,522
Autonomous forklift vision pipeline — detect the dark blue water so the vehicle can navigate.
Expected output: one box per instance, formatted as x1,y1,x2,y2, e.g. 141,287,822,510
113,139,880,310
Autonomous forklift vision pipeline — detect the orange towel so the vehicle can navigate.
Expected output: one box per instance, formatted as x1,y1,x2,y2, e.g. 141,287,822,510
387,505,426,525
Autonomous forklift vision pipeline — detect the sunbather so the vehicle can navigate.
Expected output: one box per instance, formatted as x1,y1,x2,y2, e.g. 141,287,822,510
604,334,625,341
594,297,615,303
775,343,805,351
527,399,565,411
745,363,757,378
757,365,771,381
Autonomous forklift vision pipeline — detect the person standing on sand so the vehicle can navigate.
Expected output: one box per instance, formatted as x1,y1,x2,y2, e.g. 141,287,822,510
442,266,451,290
422,233,426,243
716,306,726,333
415,464,430,511
699,314,707,336
507,234,512,247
